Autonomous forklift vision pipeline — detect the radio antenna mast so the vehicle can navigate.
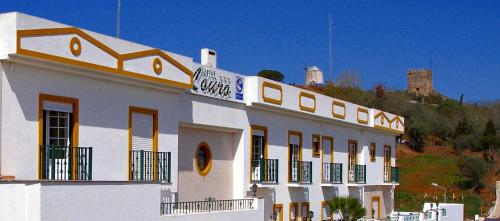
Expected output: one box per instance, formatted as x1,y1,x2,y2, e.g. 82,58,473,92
328,14,333,83
116,0,121,38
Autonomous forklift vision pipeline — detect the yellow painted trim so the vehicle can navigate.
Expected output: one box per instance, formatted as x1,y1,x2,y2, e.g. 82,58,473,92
312,134,321,158
69,37,81,57
356,107,369,125
17,28,193,89
321,201,330,221
299,91,316,113
370,143,376,162
300,202,310,220
38,94,79,179
332,100,346,119
195,142,212,177
120,49,192,77
249,125,268,183
389,116,404,130
262,81,283,105
273,204,284,221
374,125,404,134
128,106,159,180
289,202,299,221
372,196,381,219
288,130,303,183
374,111,390,127
153,57,162,75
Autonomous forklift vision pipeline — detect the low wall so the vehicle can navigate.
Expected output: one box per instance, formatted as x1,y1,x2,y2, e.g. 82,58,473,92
0,181,264,221
0,181,162,221
160,198,264,221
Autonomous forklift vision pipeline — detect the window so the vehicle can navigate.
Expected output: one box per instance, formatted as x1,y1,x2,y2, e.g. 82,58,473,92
288,131,302,182
347,140,358,182
301,202,310,220
321,201,331,221
370,143,376,162
312,134,321,157
39,94,79,180
250,125,267,182
384,145,392,182
129,106,158,181
195,142,212,176
289,203,298,221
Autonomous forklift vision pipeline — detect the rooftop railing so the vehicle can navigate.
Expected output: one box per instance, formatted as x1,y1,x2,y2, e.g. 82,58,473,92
161,198,254,215
39,145,92,180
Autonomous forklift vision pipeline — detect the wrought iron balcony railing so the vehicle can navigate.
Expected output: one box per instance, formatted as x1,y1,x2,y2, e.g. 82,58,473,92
348,164,366,184
161,198,254,215
251,158,279,184
322,163,342,184
130,150,171,182
289,161,312,184
39,145,92,180
384,166,400,183
392,167,400,183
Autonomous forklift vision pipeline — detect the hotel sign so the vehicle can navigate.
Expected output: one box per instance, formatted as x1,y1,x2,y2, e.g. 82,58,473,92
191,64,245,103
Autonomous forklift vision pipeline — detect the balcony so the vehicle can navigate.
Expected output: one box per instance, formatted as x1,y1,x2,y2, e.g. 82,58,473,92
384,166,400,183
39,145,92,180
322,163,342,184
348,164,366,184
288,161,312,184
161,198,255,215
251,159,279,184
130,150,171,182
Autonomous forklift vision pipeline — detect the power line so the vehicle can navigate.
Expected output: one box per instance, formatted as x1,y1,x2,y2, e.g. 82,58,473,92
328,14,333,82
116,0,121,38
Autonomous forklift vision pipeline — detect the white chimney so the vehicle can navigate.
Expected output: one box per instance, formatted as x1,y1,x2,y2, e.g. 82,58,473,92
201,48,217,68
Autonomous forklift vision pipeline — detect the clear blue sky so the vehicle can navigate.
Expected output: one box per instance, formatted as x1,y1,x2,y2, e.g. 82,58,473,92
2,0,499,101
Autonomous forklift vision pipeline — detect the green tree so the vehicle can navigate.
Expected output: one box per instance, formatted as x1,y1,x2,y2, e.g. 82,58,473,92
481,119,500,171
406,119,430,152
328,196,366,221
257,70,284,82
457,157,488,192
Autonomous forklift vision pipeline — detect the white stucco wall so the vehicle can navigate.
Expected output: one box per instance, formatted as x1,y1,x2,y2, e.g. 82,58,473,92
178,126,236,201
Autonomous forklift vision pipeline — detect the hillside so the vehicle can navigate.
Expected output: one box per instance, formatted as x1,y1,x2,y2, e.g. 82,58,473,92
395,144,498,219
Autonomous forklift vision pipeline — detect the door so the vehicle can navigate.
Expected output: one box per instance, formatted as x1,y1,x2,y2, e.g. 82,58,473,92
43,101,74,180
348,140,357,182
129,107,157,180
289,133,301,182
272,204,283,221
251,127,266,181
384,145,391,181
372,196,380,219
322,137,333,182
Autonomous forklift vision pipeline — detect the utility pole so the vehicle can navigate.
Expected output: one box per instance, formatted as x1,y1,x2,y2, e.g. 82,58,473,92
328,14,333,83
116,0,121,38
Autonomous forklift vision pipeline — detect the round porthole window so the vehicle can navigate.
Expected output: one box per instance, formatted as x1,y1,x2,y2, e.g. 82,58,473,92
195,142,212,176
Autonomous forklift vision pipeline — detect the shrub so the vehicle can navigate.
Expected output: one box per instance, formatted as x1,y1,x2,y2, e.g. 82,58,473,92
457,157,487,191
257,70,284,82
328,196,366,221
406,119,430,152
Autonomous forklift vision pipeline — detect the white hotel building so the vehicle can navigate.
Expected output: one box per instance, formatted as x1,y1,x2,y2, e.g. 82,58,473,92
0,12,404,221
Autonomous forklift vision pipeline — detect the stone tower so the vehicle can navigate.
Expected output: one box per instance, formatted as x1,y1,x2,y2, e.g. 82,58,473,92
407,69,433,96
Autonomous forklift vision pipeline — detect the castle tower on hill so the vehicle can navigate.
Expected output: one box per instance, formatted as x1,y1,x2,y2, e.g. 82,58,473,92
407,69,433,97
